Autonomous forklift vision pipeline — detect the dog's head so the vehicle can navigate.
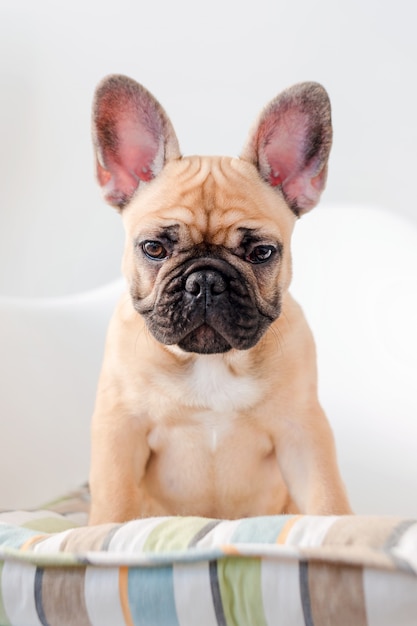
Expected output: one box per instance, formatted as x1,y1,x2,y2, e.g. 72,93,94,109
92,75,332,354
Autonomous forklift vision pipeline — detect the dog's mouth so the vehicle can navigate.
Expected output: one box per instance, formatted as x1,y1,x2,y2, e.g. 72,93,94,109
133,256,281,354
177,323,232,354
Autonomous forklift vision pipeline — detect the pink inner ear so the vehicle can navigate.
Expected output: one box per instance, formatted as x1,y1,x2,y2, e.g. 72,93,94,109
95,116,163,207
263,111,309,188
269,172,283,186
115,119,161,182
113,143,156,183
96,159,139,207
96,122,161,206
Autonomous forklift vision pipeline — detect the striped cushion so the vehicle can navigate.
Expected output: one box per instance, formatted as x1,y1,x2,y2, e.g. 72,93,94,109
0,486,417,625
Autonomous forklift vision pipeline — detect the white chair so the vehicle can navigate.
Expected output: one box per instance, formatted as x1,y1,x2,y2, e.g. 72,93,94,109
0,279,124,508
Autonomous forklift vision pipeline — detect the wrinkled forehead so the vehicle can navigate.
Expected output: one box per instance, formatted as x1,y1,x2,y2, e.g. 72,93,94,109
122,155,296,246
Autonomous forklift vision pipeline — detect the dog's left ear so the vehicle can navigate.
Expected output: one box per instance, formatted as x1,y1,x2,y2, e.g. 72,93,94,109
92,75,181,209
241,82,332,215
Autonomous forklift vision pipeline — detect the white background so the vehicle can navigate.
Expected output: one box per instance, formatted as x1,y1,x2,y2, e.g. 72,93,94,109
0,0,416,297
0,0,416,514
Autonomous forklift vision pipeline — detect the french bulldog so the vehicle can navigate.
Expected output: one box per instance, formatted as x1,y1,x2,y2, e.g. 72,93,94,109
88,75,352,524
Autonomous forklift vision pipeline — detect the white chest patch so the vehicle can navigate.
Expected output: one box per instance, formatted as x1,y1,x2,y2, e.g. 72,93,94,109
186,354,262,413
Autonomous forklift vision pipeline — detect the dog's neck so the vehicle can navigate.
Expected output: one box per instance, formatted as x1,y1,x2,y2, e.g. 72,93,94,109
162,346,265,413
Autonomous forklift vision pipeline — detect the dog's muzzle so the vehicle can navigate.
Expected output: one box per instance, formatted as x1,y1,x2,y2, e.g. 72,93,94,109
135,257,278,354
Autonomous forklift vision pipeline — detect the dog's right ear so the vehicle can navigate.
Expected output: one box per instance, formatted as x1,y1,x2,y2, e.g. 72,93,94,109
92,75,181,209
240,82,332,216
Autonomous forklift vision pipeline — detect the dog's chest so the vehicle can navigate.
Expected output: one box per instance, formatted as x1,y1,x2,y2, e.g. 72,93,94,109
146,354,263,454
185,355,262,413
141,354,283,516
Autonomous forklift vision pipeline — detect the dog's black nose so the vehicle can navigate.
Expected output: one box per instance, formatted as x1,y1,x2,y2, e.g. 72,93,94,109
185,270,227,301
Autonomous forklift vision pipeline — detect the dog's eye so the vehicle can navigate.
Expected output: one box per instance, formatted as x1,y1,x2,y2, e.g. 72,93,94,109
246,245,275,264
142,241,169,260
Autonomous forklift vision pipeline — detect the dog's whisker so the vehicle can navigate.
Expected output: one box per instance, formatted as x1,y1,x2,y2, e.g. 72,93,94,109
265,325,285,358
133,317,149,355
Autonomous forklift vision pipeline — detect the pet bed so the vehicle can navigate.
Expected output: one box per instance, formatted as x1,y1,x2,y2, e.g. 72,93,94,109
1,485,417,626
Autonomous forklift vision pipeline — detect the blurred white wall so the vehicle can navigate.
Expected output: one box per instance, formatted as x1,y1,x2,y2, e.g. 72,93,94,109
0,0,416,298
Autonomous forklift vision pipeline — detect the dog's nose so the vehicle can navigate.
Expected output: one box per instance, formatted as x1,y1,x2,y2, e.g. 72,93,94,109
185,270,227,301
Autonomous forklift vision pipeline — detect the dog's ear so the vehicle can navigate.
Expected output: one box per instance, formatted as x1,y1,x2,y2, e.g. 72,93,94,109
92,75,181,209
241,82,332,215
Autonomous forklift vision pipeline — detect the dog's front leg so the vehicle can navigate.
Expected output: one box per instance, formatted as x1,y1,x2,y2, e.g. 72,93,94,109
89,412,151,525
276,408,352,516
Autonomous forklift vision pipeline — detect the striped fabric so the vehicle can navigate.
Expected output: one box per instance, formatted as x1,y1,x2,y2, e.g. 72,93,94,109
0,487,417,625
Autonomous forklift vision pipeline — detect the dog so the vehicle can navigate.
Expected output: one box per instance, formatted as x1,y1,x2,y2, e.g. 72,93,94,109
88,75,352,524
